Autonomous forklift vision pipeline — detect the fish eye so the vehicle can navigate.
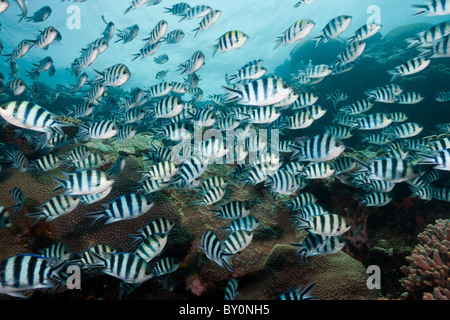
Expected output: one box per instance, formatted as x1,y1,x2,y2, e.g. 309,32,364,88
1,105,6,110
335,142,341,147
106,177,111,181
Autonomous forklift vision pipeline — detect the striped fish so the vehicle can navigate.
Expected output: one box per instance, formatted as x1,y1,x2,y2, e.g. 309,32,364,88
198,176,227,193
419,34,450,58
412,0,450,16
178,51,205,75
9,187,23,216
417,148,450,171
428,137,450,151
0,101,72,135
156,70,169,80
210,201,251,219
154,54,169,64
386,122,423,139
223,76,292,106
196,186,226,208
347,23,381,43
139,160,178,180
37,242,72,263
365,87,399,103
314,15,352,47
291,233,328,262
50,169,114,196
222,230,253,254
290,92,319,109
303,105,327,120
94,64,130,87
360,192,392,207
31,26,62,50
362,133,392,145
21,5,51,22
163,29,185,44
0,254,65,298
66,101,94,119
94,252,153,284
406,20,450,48
224,278,240,300
225,65,267,84
115,24,139,44
151,257,180,277
151,96,185,119
363,179,396,193
128,217,175,247
164,2,191,16
113,125,137,143
0,205,13,228
66,145,90,163
68,244,117,269
71,45,100,76
193,10,222,36
356,157,420,182
70,153,107,171
4,40,33,63
146,81,173,98
283,192,317,210
356,113,393,130
410,186,433,201
388,57,430,82
198,230,233,271
134,233,168,262
179,4,212,21
324,126,354,140
293,0,315,7
334,40,366,68
221,216,260,235
267,170,299,195
332,156,357,174
295,213,351,236
80,186,114,205
430,187,450,201
295,203,329,221
26,195,81,226
86,193,154,226
132,41,162,61
290,133,345,162
340,99,374,115
124,0,151,15
435,91,450,102
142,20,168,44
287,111,314,129
275,282,317,300
396,91,424,104
213,30,249,57
274,19,315,49
4,147,28,172
77,120,119,140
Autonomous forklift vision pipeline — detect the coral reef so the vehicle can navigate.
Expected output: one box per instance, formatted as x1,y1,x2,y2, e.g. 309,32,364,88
400,219,450,300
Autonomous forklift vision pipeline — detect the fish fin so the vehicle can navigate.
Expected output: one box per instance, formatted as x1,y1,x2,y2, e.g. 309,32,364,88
85,210,107,227
49,175,67,194
222,85,243,104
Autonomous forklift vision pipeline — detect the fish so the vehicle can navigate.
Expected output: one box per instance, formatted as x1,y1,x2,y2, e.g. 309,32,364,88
77,120,119,140
223,76,292,106
293,0,315,7
198,230,233,271
154,54,169,64
20,5,52,23
164,2,191,16
347,23,381,43
224,278,241,300
31,26,62,50
50,169,114,196
193,10,222,36
275,282,318,300
388,57,431,82
128,217,175,247
163,30,185,44
179,4,212,22
333,40,366,68
195,186,226,208
134,233,168,262
94,64,131,87
221,230,253,254
86,193,154,226
417,149,450,171
290,232,329,262
210,201,251,219
274,19,315,49
71,45,100,76
26,195,81,227
314,15,352,47
360,192,393,207
124,0,151,15
150,257,180,277
290,133,345,162
294,213,351,236
37,242,72,263
0,101,72,136
0,205,13,228
406,20,450,49
355,157,420,183
115,24,140,44
221,216,260,235
0,1,9,14
143,20,168,45
9,187,23,216
92,252,153,284
4,40,34,63
0,254,66,298
213,30,249,57
412,0,450,16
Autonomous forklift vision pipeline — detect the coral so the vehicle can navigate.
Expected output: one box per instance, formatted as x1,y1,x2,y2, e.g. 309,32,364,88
237,244,380,300
400,219,450,300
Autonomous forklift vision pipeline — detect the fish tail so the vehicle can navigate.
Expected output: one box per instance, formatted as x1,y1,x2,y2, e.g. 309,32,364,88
49,175,67,194
124,6,133,15
222,85,242,104
25,212,46,227
10,203,22,216
411,5,428,16
85,210,107,227
314,35,324,47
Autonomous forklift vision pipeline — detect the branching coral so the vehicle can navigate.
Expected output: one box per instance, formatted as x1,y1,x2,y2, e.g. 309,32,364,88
400,219,450,300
